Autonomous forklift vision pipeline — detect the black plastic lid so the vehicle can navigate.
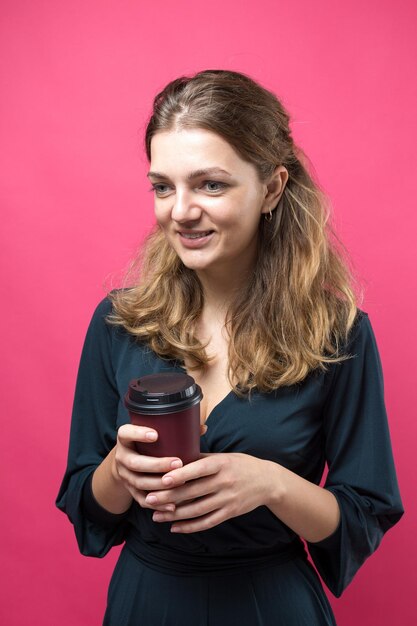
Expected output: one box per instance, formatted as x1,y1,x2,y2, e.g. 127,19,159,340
124,372,203,415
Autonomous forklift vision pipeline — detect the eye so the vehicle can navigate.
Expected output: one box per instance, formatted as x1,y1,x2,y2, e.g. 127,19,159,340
149,180,228,196
149,183,171,196
203,180,228,193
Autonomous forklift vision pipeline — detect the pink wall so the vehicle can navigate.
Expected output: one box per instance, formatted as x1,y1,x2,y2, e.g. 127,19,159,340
1,1,416,624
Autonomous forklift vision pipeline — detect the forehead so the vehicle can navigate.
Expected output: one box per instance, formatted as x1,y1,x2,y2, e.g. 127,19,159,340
149,128,249,173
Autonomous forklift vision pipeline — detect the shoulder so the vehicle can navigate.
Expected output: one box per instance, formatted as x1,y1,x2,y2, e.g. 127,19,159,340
346,308,376,350
86,296,113,335
341,307,372,353
91,295,113,318
86,290,126,338
331,307,384,378
322,308,385,407
89,288,128,323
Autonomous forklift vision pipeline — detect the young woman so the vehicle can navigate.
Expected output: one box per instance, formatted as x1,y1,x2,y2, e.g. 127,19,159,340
56,69,404,625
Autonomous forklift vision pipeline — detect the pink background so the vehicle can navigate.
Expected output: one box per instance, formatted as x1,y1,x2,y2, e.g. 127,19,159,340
1,1,416,624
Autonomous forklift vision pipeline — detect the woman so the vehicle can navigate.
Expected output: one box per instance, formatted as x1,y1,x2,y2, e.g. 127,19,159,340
56,69,404,625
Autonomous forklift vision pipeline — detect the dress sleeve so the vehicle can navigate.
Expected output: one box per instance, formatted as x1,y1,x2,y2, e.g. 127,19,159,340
55,297,133,557
306,311,404,597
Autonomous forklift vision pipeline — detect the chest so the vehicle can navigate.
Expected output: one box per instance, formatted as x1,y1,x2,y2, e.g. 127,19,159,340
116,329,328,478
183,332,233,425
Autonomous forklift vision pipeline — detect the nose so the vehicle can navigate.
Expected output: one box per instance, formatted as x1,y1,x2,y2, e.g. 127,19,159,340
171,188,202,223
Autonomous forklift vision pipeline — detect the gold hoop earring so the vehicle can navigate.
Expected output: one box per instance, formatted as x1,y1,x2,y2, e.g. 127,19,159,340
265,209,273,222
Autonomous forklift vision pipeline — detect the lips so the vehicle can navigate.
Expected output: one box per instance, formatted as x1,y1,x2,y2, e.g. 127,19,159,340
177,229,215,249
179,230,214,239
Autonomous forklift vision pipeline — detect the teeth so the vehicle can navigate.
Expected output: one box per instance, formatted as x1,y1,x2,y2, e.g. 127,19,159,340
181,231,212,239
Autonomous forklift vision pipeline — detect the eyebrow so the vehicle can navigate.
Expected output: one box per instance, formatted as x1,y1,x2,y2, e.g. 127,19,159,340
147,167,232,180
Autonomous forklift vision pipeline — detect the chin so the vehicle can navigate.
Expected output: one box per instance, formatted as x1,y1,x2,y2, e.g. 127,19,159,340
178,258,214,274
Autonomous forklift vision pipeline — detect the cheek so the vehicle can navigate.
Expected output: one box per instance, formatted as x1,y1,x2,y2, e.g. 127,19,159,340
233,206,262,235
154,204,169,226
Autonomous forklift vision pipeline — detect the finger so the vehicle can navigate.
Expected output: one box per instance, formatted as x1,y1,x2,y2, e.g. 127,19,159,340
120,466,180,493
146,475,216,506
124,453,183,474
170,509,227,534
200,424,208,436
117,423,159,445
161,456,220,488
128,472,183,492
127,486,176,512
152,493,220,523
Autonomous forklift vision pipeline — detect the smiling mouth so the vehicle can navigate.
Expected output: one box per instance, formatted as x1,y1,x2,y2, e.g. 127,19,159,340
179,230,214,239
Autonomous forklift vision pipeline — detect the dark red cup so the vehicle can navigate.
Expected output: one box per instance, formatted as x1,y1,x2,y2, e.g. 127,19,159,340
124,372,203,465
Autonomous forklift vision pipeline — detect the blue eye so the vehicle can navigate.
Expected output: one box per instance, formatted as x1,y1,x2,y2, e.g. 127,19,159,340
204,181,227,192
148,181,227,195
149,184,170,195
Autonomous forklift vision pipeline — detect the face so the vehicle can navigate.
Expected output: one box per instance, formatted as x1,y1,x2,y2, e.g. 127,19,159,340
148,128,273,278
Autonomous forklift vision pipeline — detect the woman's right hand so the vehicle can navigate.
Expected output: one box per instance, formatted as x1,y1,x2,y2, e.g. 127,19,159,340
112,424,207,513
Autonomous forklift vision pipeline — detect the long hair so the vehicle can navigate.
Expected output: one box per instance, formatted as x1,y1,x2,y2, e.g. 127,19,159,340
107,69,362,396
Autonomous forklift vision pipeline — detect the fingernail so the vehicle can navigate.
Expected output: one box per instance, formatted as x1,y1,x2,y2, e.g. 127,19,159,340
146,431,157,441
162,476,174,486
165,504,175,511
146,495,158,504
171,459,182,469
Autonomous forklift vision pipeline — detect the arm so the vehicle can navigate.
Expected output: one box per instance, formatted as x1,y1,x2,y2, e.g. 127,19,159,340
144,451,340,542
263,461,341,543
55,297,133,557
304,312,404,596
91,446,133,514
55,298,185,554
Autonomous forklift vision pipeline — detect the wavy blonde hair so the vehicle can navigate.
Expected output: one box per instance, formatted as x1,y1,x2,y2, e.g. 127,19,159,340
108,69,362,396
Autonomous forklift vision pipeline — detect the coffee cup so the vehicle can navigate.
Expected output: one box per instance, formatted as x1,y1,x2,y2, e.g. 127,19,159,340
124,372,203,465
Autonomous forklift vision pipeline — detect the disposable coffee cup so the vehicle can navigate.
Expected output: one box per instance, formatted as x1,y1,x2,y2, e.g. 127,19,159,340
124,372,203,465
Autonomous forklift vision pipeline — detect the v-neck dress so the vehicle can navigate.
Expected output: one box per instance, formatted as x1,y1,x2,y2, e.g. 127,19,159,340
56,297,404,625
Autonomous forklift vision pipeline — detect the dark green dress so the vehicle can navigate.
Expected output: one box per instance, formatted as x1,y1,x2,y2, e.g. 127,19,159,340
56,297,404,625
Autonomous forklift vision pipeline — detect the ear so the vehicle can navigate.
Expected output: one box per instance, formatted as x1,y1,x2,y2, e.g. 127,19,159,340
260,166,289,216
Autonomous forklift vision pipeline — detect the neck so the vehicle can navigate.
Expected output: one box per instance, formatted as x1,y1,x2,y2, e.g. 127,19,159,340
196,260,255,323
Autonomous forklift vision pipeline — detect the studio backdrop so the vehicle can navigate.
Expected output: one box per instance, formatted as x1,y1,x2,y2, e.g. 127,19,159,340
1,1,416,624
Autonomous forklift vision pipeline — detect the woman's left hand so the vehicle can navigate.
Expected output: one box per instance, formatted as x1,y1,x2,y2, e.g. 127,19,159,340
144,453,275,533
